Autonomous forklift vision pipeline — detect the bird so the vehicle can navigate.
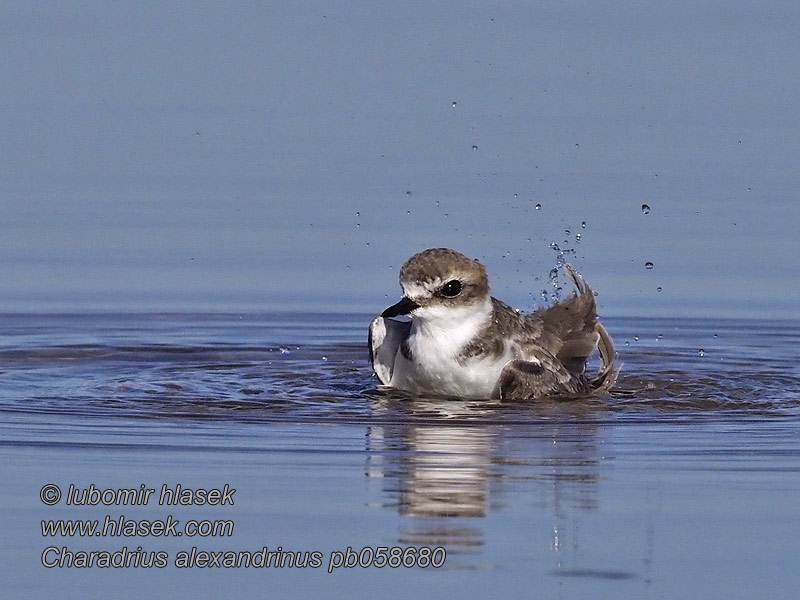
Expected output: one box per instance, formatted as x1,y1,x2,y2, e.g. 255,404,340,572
368,248,617,400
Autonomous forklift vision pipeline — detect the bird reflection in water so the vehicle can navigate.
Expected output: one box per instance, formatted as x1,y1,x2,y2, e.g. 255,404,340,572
366,422,489,552
364,397,618,568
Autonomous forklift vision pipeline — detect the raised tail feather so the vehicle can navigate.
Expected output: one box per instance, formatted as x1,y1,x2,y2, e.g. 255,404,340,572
591,321,619,392
564,264,619,393
564,263,588,295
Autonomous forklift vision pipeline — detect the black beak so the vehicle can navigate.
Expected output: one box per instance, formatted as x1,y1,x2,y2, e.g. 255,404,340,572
381,297,420,318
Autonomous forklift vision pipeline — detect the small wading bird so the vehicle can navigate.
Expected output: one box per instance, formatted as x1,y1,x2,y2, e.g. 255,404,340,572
369,248,617,400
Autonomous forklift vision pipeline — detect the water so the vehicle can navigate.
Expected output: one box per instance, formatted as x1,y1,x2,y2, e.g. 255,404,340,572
2,314,799,599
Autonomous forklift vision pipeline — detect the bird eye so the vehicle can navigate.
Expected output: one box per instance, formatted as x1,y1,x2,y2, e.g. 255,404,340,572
440,280,462,298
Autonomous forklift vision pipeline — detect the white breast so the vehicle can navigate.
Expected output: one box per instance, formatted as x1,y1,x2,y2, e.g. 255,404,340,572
389,300,511,399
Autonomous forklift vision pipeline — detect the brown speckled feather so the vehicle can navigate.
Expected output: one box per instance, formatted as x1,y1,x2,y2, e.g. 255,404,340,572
494,266,616,400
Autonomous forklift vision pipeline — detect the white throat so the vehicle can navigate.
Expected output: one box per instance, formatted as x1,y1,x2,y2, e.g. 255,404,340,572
388,296,503,398
410,297,493,354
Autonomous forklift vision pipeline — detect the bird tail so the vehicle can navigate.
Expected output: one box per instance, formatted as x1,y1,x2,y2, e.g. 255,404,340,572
564,264,619,393
591,321,619,393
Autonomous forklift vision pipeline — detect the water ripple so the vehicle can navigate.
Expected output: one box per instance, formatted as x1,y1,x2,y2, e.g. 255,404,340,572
1,315,798,425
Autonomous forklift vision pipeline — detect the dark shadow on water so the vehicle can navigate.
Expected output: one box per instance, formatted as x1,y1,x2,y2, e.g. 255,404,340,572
552,568,638,580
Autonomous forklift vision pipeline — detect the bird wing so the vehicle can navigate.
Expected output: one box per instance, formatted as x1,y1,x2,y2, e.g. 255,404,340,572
368,317,411,385
496,353,575,400
508,264,617,396
525,265,601,376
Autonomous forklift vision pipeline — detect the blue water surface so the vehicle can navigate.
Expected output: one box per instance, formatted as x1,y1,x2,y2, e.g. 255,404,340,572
1,313,799,599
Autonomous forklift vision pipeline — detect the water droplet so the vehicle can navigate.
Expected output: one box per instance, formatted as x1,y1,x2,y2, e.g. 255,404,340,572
549,241,560,251
322,356,328,361
698,348,705,357
406,210,411,215
535,203,541,210
355,211,360,217
713,334,718,338
406,190,412,196
355,223,360,228
641,204,651,214
625,341,630,346
564,228,571,236
472,145,478,152
581,221,586,229
513,193,518,198
634,335,639,341
435,200,440,207
657,286,662,292
657,334,663,340
451,101,457,108
645,261,654,270
575,233,582,241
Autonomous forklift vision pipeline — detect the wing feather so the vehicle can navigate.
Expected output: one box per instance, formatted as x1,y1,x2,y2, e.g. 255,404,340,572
368,317,411,385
